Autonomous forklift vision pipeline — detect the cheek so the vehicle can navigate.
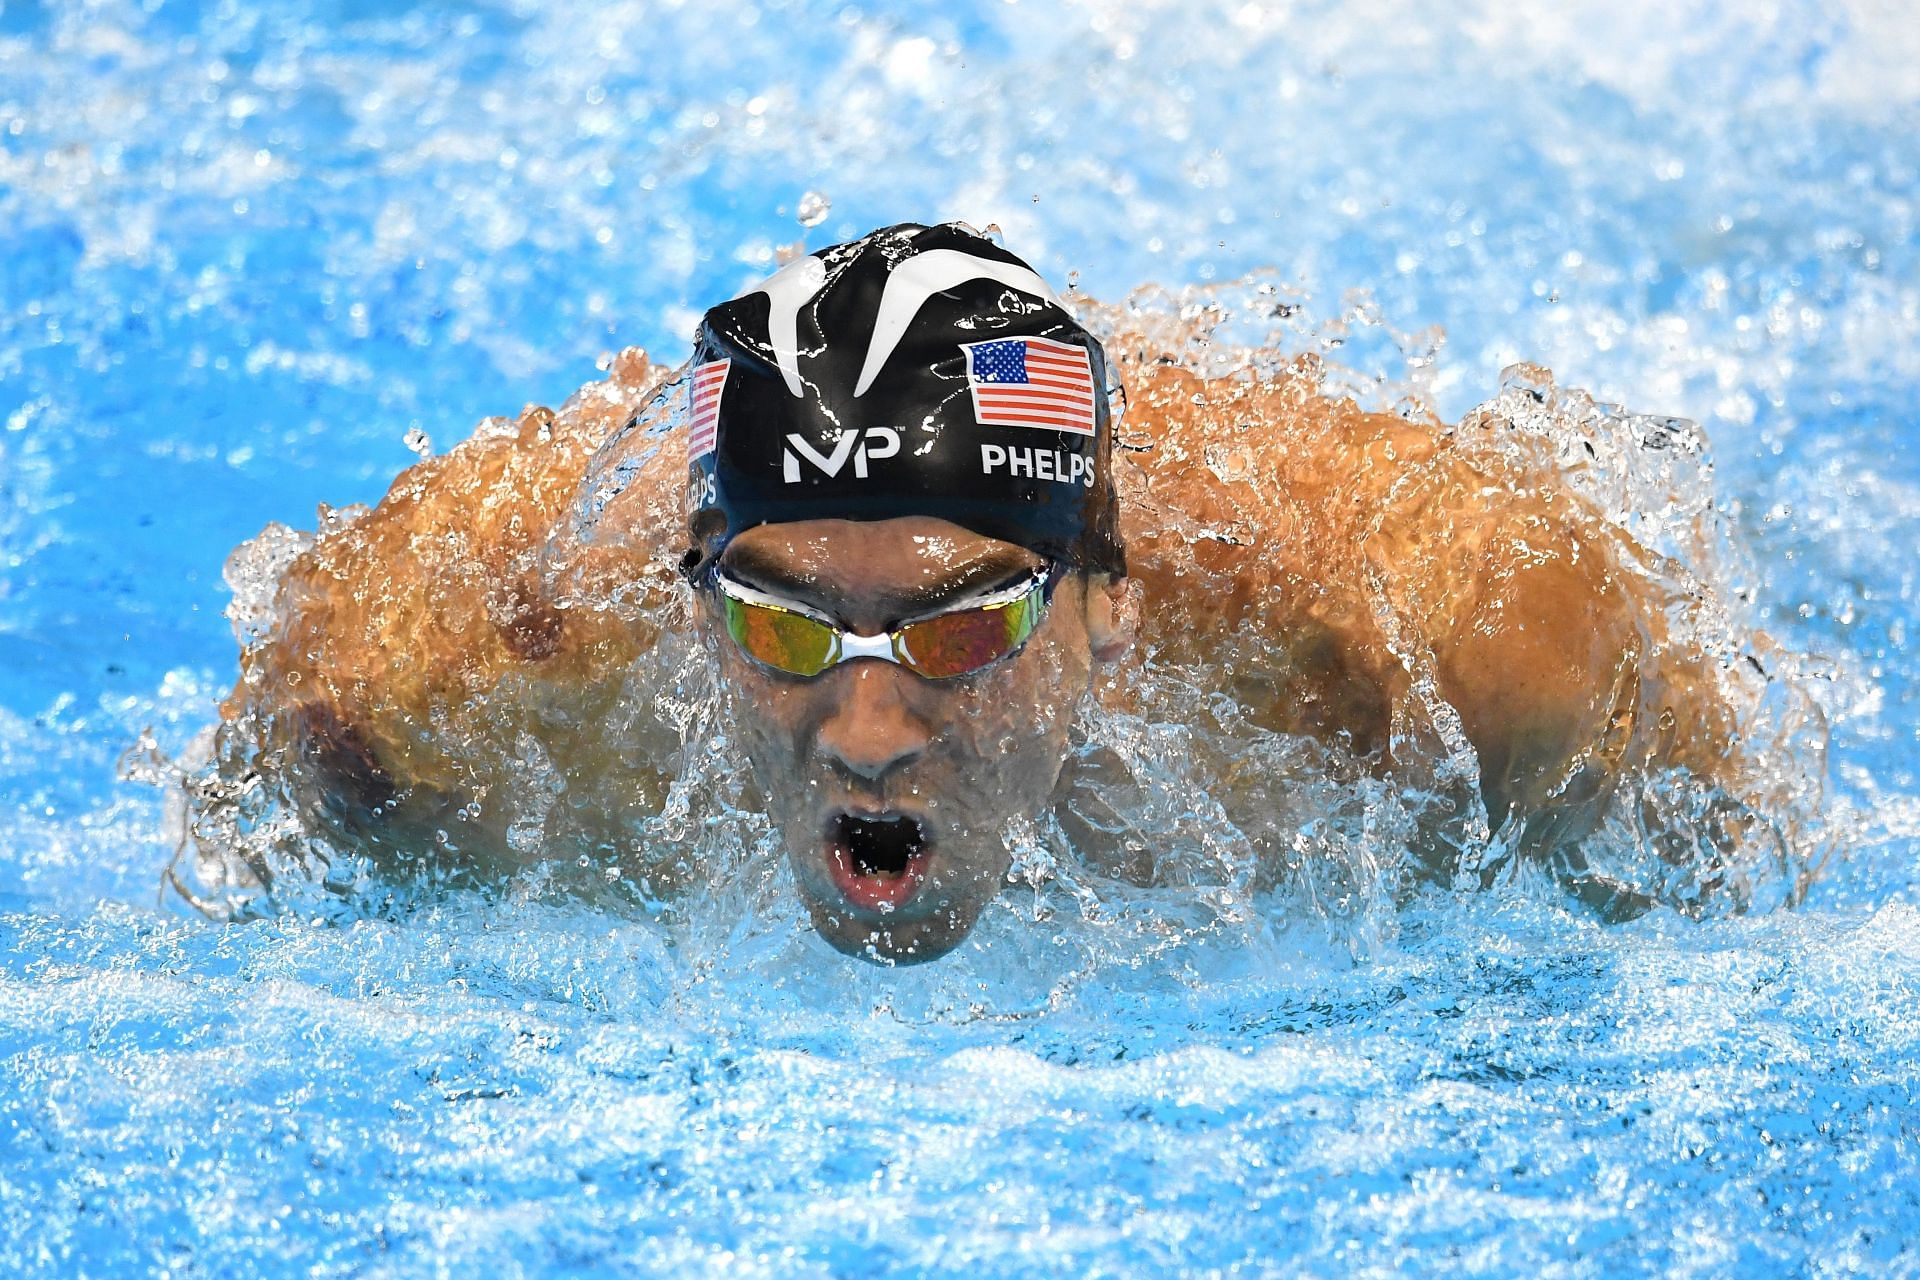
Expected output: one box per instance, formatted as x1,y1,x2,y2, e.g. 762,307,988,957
943,638,1090,776
715,650,811,777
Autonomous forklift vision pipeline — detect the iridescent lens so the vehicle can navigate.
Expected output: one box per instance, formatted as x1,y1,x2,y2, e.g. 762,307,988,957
896,586,1041,678
722,595,838,676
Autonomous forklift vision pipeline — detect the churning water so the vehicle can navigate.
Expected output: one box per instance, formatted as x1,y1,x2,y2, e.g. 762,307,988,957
3,1,1918,1275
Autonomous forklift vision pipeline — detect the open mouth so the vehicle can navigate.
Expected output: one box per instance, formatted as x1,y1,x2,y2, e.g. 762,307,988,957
824,812,933,913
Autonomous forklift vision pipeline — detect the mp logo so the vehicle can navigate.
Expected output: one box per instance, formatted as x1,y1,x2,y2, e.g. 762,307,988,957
782,426,902,483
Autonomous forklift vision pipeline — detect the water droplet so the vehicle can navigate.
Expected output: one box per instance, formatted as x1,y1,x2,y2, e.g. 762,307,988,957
796,191,831,228
403,427,433,458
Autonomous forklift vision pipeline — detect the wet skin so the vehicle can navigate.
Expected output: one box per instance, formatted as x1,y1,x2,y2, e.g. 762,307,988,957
205,351,1773,953
710,517,1134,962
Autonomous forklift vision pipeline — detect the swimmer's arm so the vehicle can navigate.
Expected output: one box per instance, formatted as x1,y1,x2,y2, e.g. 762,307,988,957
1410,489,1737,881
1424,509,1644,838
214,354,688,862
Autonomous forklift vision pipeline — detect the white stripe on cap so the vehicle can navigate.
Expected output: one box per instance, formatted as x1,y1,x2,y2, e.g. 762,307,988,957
852,250,1067,398
735,254,829,397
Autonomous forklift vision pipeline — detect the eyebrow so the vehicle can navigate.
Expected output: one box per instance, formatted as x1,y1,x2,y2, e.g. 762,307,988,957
721,543,1043,618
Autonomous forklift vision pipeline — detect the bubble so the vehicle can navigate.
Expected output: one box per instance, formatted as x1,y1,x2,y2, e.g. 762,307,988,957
796,191,831,229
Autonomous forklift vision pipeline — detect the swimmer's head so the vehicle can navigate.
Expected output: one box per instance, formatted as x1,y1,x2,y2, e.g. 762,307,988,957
681,221,1125,580
680,224,1136,963
709,515,1136,965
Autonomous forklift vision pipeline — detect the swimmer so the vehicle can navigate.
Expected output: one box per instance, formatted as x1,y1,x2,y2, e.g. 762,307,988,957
186,221,1792,961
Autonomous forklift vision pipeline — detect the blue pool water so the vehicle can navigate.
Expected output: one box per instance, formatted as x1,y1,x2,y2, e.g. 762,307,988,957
3,1,1919,1274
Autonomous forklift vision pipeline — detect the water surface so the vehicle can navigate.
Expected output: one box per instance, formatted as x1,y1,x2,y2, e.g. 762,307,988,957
2,1,1917,1275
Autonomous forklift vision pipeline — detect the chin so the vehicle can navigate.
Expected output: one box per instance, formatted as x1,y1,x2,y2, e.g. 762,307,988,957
801,894,983,965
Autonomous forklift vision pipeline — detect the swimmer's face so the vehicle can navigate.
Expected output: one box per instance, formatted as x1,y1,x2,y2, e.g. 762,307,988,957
703,516,1133,964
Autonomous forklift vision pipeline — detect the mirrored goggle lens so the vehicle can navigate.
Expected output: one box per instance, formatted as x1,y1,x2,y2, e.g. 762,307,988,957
721,594,837,676
896,587,1042,679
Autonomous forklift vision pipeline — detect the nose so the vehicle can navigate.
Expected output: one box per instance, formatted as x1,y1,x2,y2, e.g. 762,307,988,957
815,660,932,781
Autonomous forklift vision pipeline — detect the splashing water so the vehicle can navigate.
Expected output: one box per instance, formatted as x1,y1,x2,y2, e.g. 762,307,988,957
3,1,1917,1275
165,279,1831,969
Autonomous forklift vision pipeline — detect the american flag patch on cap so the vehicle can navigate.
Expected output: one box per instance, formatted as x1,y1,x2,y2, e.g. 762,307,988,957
688,358,730,459
961,336,1096,436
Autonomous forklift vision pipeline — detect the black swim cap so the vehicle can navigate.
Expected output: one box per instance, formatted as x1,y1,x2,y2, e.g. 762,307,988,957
681,221,1124,579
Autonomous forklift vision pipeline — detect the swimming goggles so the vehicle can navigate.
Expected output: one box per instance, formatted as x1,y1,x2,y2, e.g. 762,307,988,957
707,564,1060,680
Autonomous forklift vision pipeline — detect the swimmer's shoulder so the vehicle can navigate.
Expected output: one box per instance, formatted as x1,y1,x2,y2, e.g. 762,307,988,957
231,351,681,814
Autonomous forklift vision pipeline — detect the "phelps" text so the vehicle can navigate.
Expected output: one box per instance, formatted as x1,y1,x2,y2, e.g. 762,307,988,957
980,444,1093,487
